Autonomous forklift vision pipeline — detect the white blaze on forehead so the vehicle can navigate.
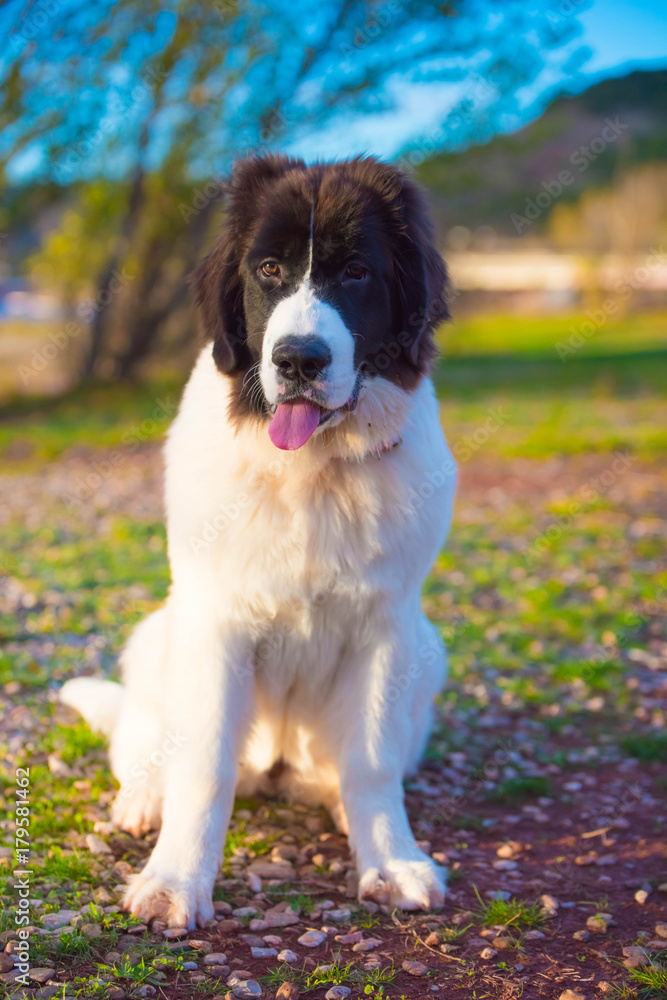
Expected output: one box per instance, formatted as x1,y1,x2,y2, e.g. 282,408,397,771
260,281,357,410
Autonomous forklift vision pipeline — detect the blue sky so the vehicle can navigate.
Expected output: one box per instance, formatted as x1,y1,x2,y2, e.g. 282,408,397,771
290,0,667,161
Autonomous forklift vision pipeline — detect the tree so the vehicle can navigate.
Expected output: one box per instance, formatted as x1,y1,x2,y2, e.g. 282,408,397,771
1,0,589,380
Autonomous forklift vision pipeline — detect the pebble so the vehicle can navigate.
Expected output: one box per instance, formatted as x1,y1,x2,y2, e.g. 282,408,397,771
276,984,300,1000
29,970,56,984
277,949,299,964
206,966,230,977
402,960,429,976
655,923,667,939
493,859,517,871
233,907,257,918
480,948,497,960
81,923,102,938
182,962,199,971
623,946,650,969
226,976,263,998
352,937,383,952
325,988,351,1000
250,947,277,959
85,833,113,855
540,894,559,910
635,889,650,905
524,930,545,940
263,935,282,946
298,929,326,948
0,955,14,973
586,915,609,934
597,983,614,995
41,910,77,929
573,929,590,941
163,927,189,939
327,909,351,921
134,988,156,998
335,931,363,945
204,953,228,965
558,992,585,1000
496,844,517,858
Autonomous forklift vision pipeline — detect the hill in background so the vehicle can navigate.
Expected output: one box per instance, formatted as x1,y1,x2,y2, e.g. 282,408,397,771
416,69,667,238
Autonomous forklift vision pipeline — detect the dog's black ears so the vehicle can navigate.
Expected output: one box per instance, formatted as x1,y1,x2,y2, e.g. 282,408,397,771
194,155,306,374
390,170,449,374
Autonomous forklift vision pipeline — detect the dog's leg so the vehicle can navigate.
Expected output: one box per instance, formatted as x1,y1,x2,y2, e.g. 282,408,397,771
123,590,254,929
336,614,447,910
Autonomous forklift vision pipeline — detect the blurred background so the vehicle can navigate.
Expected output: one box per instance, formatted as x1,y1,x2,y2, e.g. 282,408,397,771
0,0,665,396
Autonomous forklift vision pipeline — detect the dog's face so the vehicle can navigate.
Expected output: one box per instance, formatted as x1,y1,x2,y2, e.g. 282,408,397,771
195,155,448,450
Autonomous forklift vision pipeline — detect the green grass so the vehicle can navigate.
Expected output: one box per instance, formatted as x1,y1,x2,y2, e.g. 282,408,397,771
490,775,552,802
473,887,544,930
621,953,667,998
621,732,667,762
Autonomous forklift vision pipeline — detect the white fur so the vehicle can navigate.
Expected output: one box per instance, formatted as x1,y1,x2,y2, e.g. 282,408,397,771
259,281,357,410
62,345,456,927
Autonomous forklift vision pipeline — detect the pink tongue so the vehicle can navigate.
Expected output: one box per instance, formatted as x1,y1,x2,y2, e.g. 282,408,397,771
269,400,321,450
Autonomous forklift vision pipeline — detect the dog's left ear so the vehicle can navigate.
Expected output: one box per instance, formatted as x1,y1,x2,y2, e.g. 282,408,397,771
390,170,449,372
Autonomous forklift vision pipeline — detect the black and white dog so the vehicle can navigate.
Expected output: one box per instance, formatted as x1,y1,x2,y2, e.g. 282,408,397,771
62,155,457,928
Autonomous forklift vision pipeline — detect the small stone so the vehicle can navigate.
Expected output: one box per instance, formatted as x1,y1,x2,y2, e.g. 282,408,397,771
325,988,351,1000
218,918,243,933
597,855,617,866
558,992,585,1000
623,946,650,969
263,935,282,946
658,883,667,893
496,844,516,859
163,927,189,939
276,984,299,1000
249,919,270,932
277,949,298,964
540,895,559,910
206,965,230,978
335,931,363,945
204,953,228,965
105,951,121,963
35,988,66,1000
214,899,233,914
41,910,77,929
28,970,56,984
182,962,199,970
480,948,497,960
352,937,383,952
493,859,517,871
635,889,650,905
134,988,157,998
573,930,590,942
81,923,102,938
524,930,545,940
0,955,14,973
233,907,257,918
327,909,351,921
166,940,191,953
247,861,295,880
227,976,263,998
586,915,609,934
424,931,441,947
402,960,429,976
251,947,277,959
298,929,326,947
597,983,614,995
110,860,134,881
85,832,113,855
189,940,212,954
655,923,667,939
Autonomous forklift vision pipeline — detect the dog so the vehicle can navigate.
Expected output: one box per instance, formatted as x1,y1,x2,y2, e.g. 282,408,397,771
61,154,457,929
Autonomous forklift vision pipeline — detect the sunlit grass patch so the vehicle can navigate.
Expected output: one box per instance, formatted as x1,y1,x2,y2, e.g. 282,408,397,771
473,887,544,929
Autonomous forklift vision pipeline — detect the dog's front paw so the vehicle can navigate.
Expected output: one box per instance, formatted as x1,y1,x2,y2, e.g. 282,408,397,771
123,869,214,929
359,857,446,910
112,786,162,838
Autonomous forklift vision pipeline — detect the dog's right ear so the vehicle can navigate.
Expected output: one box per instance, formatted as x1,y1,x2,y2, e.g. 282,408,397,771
194,155,306,375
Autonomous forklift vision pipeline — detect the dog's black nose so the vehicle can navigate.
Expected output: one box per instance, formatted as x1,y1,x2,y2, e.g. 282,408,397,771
272,336,332,382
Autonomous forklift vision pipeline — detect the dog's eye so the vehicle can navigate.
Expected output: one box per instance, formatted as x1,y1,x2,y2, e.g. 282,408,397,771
261,261,281,278
344,262,368,281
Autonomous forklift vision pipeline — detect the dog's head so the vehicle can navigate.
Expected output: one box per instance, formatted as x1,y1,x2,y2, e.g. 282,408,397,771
195,155,448,451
